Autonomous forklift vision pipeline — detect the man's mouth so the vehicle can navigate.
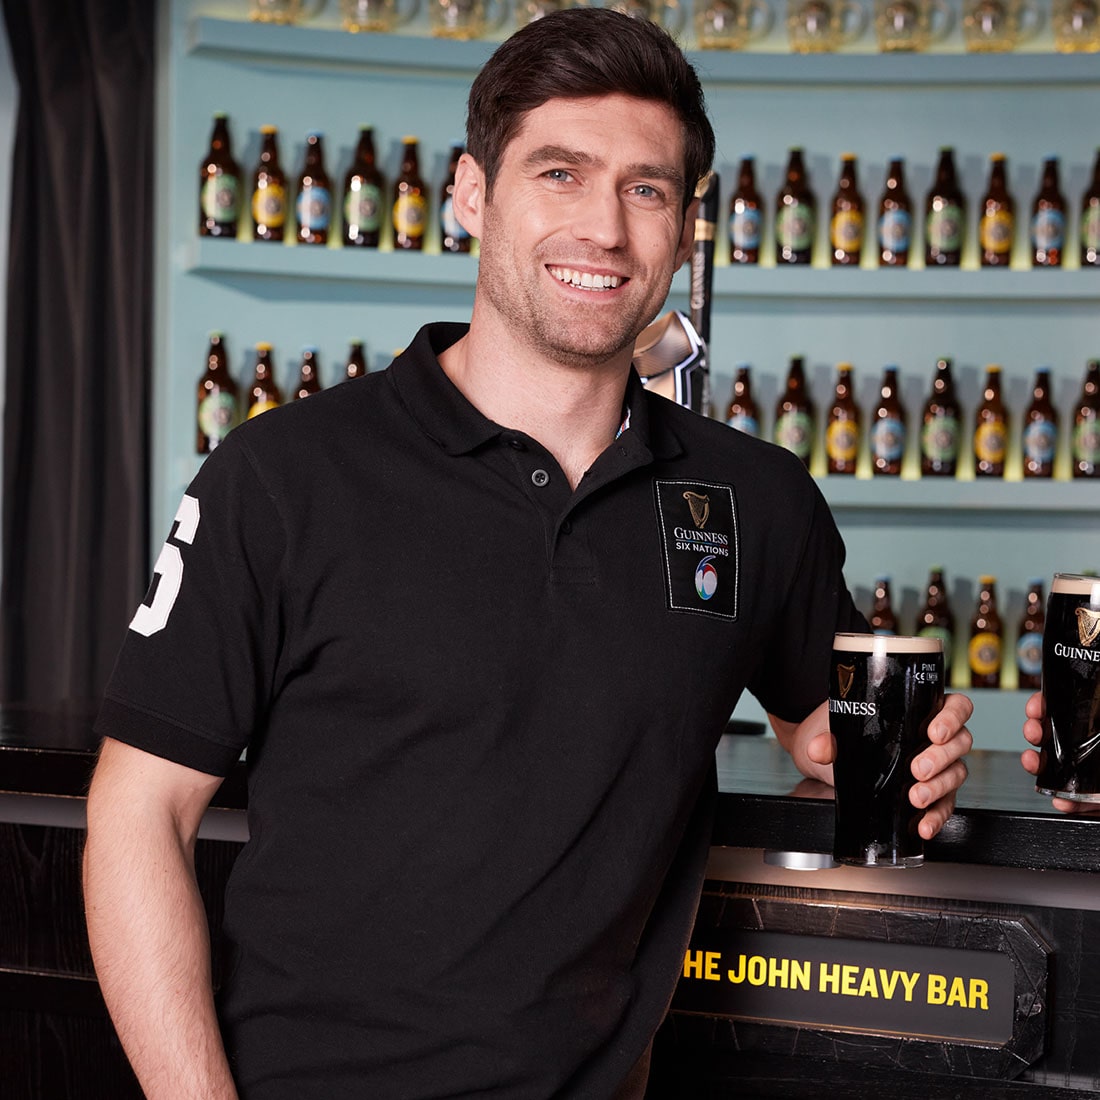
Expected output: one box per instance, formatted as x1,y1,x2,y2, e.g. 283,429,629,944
548,266,624,291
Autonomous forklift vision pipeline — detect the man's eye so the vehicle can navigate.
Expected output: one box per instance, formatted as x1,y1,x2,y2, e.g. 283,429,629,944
633,184,660,199
545,169,573,182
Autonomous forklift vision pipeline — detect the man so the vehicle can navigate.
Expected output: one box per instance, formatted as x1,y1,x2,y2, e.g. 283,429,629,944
84,10,973,1098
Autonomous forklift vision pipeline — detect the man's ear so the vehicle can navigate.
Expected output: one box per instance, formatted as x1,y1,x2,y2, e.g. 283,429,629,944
675,196,700,268
452,153,485,240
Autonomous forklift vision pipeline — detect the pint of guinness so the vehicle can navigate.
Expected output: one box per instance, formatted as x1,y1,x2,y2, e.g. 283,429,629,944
1036,573,1100,803
829,633,945,868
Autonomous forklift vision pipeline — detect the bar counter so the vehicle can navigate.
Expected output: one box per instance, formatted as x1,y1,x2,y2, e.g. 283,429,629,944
4,706,1099,1097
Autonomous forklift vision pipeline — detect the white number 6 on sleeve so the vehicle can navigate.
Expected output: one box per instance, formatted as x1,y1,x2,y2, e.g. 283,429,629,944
129,494,201,638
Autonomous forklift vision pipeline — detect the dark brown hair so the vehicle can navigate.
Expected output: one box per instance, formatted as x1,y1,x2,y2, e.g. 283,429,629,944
466,8,714,213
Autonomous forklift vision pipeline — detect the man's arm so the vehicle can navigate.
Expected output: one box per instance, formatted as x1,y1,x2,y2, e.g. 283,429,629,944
768,693,974,840
83,737,239,1100
1020,690,1100,813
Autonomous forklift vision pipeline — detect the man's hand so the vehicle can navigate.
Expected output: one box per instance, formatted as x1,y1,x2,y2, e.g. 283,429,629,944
1020,690,1100,814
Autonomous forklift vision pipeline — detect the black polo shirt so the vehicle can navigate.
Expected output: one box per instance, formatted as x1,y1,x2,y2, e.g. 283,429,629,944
98,322,862,1099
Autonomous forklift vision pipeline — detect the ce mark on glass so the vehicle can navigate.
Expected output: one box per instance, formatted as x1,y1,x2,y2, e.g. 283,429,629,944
129,494,201,638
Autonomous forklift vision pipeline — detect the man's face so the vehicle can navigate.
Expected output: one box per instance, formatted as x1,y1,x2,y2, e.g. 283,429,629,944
465,94,696,370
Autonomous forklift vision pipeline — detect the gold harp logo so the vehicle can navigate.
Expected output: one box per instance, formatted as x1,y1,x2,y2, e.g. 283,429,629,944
683,491,710,528
837,663,855,699
1077,606,1100,647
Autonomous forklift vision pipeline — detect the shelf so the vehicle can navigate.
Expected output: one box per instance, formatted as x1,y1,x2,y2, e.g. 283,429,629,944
818,476,1099,513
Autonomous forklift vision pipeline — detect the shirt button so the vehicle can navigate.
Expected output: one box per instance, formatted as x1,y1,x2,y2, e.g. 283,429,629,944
531,469,550,487
506,436,525,451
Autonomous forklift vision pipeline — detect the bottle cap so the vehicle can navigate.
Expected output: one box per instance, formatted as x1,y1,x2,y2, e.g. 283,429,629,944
402,135,418,144
979,574,996,585
987,364,1002,373
990,152,1005,161
256,342,273,352
261,124,277,135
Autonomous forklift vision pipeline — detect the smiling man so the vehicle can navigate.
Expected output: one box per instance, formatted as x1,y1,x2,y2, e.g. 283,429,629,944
83,10,973,1100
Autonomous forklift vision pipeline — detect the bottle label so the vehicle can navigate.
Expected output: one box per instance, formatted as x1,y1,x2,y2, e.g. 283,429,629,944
440,196,469,241
776,203,814,251
297,185,331,233
918,624,953,653
1032,209,1065,250
201,172,240,225
830,211,864,253
198,392,239,443
975,421,1007,464
1016,631,1043,679
726,413,759,437
1074,418,1100,465
345,182,383,233
1083,204,1100,251
774,411,813,460
871,417,906,463
826,418,859,463
730,206,761,250
252,183,286,229
878,209,910,254
922,413,959,464
979,210,1013,255
1023,418,1057,464
926,203,963,252
248,399,280,420
394,193,428,239
969,631,1002,677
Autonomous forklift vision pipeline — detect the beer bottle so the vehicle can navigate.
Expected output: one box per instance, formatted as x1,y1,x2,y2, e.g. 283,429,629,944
773,356,816,468
973,365,1008,478
295,347,323,400
196,332,240,454
917,566,955,683
1081,148,1100,268
393,137,428,252
295,131,332,246
877,157,912,268
968,576,1003,689
830,154,864,267
775,148,815,266
978,153,1014,268
1022,367,1058,479
925,147,965,267
1030,156,1067,268
825,362,860,475
1016,578,1045,692
199,113,241,239
247,343,283,419
869,576,898,636
440,143,471,254
345,340,369,380
729,156,762,265
1072,358,1100,478
725,364,760,437
343,126,385,249
870,365,906,477
251,125,287,243
920,357,961,477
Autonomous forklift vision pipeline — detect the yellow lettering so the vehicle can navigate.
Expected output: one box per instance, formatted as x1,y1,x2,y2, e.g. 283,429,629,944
946,976,968,1006
768,957,790,989
747,956,766,986
857,967,880,998
899,970,919,1002
727,954,746,983
969,978,989,1010
704,951,722,981
879,969,900,999
927,973,947,1004
791,959,811,991
841,964,860,996
683,951,705,980
819,963,840,994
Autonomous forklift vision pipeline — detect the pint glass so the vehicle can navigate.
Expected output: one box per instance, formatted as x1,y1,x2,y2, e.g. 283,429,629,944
829,633,945,867
1036,573,1100,803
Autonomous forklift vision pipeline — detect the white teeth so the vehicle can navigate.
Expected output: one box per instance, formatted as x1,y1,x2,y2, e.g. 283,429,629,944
549,266,622,290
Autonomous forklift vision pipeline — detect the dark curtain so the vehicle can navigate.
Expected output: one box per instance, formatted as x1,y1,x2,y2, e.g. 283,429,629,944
0,0,153,704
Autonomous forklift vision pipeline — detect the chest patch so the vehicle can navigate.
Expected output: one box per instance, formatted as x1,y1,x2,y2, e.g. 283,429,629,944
653,479,740,621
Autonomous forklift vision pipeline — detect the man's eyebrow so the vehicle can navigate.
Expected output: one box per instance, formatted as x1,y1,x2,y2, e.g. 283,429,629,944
522,144,685,193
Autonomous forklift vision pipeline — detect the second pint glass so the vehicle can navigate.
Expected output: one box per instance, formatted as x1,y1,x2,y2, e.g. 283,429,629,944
829,634,945,867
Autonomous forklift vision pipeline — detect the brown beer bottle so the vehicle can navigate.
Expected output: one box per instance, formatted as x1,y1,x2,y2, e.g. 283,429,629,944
295,131,332,246
1022,367,1058,479
1072,359,1100,478
1080,148,1100,267
1030,156,1067,268
294,348,323,400
773,356,816,468
917,566,955,682
1015,578,1045,691
925,148,965,267
870,365,906,477
247,343,283,419
440,143,471,254
393,137,428,252
725,364,760,437
729,156,762,265
199,113,241,238
775,148,815,266
920,357,961,477
869,576,898,635
196,332,240,454
978,153,1014,268
968,576,1003,689
251,125,287,243
973,365,1008,478
877,157,912,268
345,340,369,380
830,154,864,267
825,362,860,475
343,126,385,248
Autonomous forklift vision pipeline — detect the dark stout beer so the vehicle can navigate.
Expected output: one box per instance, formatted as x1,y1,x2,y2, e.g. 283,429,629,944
1036,573,1100,803
830,634,945,868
